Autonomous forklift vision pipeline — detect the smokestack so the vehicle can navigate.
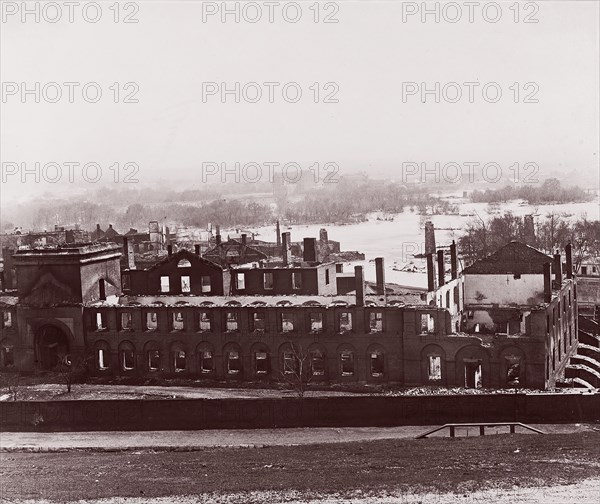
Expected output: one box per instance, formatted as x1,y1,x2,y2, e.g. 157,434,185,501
215,224,221,246
303,237,317,262
523,215,535,245
565,243,573,279
375,257,385,295
553,252,562,288
437,249,445,287
450,241,458,280
241,234,247,246
354,265,364,307
543,262,552,303
276,220,281,247
167,244,173,257
164,226,170,248
425,221,436,256
427,253,435,292
282,232,291,266
195,244,201,256
123,237,135,270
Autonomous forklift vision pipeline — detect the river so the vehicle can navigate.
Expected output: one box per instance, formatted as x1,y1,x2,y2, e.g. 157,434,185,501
233,198,600,289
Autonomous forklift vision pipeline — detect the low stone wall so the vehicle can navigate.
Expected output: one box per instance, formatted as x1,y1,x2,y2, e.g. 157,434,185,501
1,394,599,432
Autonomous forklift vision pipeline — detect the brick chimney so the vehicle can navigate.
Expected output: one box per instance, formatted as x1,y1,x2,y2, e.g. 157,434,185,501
195,244,201,256
375,257,385,295
523,215,535,244
354,265,364,307
215,224,221,246
543,262,552,303
303,237,317,262
450,240,458,279
565,243,573,279
553,251,562,289
282,232,292,266
426,253,435,292
425,221,436,256
437,249,445,287
167,244,173,257
241,234,247,246
276,220,281,248
123,237,135,269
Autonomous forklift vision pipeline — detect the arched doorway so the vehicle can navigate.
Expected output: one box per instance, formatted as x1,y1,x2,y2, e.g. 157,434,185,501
36,325,69,370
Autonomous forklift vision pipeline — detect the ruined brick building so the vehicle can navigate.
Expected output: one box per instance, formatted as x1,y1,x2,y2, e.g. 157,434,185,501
1,229,598,389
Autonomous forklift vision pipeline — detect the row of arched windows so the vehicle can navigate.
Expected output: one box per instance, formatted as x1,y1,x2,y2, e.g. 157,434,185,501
93,340,388,379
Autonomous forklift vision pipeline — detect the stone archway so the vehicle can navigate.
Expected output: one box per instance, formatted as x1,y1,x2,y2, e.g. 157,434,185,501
36,324,69,370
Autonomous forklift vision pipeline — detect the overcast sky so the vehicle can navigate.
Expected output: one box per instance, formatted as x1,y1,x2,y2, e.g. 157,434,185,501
1,0,599,202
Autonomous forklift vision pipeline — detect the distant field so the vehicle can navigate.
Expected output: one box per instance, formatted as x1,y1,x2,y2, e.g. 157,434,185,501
3,432,600,503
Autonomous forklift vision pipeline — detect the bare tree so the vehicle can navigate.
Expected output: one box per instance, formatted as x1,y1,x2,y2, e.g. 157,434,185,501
280,342,313,398
55,354,90,393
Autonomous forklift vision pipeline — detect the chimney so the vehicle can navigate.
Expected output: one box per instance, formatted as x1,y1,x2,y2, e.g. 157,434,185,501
553,251,562,288
354,265,364,307
523,215,535,244
426,253,435,292
450,241,458,280
437,249,445,287
303,237,317,262
96,224,101,231
543,262,552,303
0,270,4,292
123,237,135,270
375,257,385,295
319,228,328,243
425,221,436,256
195,244,201,256
215,233,221,246
565,243,573,279
276,220,281,247
241,234,247,246
167,244,173,257
282,232,291,266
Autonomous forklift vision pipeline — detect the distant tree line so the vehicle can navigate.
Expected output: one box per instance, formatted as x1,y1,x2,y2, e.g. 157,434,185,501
281,179,457,224
2,178,460,232
470,178,591,205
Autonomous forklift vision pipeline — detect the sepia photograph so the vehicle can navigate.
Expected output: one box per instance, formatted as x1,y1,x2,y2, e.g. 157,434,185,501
1,1,599,502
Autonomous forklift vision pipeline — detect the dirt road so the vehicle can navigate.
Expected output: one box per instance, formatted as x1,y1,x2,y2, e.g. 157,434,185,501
1,423,596,451
2,432,600,503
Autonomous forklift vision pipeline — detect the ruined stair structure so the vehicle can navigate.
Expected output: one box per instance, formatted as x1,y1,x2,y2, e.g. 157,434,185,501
562,329,600,390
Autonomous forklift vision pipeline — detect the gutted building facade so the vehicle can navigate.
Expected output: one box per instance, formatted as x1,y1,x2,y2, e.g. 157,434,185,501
1,239,594,390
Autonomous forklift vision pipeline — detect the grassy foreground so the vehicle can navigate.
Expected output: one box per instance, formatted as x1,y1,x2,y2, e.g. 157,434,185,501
2,432,600,502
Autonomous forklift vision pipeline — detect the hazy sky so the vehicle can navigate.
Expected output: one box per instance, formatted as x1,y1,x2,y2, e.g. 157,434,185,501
1,0,599,202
